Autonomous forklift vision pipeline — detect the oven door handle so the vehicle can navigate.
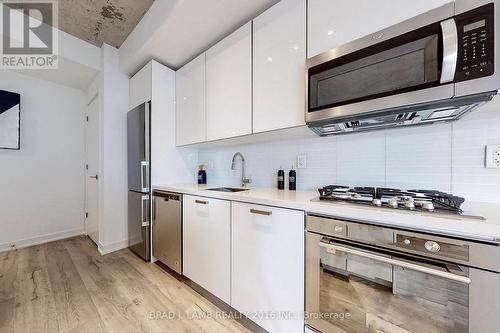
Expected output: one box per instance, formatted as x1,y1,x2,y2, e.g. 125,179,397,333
440,18,458,84
319,241,471,285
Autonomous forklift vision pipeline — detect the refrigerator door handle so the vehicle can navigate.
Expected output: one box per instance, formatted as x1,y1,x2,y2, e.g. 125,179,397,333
141,161,149,192
152,197,156,223
141,195,150,227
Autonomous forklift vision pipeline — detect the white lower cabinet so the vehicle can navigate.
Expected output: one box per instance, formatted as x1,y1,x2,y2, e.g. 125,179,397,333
183,195,231,303
231,202,305,333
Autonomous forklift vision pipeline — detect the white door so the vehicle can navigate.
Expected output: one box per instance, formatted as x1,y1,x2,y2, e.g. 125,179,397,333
206,22,252,141
231,202,304,333
253,0,306,133
85,96,99,245
183,195,231,303
176,54,206,145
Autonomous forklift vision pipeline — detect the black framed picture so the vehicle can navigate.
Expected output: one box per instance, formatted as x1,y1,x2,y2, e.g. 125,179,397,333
0,90,21,150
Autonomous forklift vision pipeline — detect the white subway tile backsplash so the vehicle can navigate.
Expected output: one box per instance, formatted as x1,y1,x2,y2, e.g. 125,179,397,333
196,97,500,203
451,98,500,202
336,131,386,187
386,123,452,192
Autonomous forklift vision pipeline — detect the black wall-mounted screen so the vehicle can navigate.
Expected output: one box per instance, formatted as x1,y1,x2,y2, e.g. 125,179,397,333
0,90,21,150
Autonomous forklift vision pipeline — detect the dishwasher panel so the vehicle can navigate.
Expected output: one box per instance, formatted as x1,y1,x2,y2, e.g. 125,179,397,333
153,191,182,274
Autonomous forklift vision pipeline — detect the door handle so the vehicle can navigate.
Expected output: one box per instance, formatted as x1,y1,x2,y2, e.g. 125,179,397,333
141,161,149,192
440,18,458,83
89,175,98,180
141,195,150,227
319,241,471,285
250,208,272,216
195,200,208,205
153,197,156,223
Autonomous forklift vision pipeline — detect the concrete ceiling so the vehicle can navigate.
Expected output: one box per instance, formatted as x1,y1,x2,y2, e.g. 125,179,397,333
59,0,154,48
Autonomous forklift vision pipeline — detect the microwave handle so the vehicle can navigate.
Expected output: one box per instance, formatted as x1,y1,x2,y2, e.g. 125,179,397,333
319,241,471,285
440,18,458,84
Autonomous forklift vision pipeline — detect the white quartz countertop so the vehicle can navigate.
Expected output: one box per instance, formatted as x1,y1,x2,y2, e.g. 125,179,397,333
153,184,500,243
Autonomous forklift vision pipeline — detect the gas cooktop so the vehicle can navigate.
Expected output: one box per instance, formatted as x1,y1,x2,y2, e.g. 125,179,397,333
316,185,466,214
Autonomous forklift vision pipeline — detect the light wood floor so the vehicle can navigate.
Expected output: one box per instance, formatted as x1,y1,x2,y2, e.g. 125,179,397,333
0,236,249,333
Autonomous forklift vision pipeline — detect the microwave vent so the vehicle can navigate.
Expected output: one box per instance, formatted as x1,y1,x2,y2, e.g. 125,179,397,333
308,91,496,136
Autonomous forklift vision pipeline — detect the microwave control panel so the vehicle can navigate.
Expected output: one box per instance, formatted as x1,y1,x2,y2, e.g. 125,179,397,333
455,3,494,82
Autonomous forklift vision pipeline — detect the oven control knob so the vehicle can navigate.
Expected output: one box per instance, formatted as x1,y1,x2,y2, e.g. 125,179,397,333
424,241,441,253
403,239,411,245
334,225,343,233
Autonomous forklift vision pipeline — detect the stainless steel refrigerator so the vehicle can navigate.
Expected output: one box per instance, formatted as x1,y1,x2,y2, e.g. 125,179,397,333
127,102,151,261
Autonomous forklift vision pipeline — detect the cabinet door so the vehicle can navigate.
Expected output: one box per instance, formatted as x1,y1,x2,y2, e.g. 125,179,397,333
307,0,452,57
232,202,304,333
176,54,206,145
129,62,152,109
206,22,252,141
253,0,306,133
183,195,230,303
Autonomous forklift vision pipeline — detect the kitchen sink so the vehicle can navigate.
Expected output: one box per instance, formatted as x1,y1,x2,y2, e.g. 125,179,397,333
206,187,249,193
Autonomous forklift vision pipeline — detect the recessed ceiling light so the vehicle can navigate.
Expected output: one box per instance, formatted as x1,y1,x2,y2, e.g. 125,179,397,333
267,57,273,62
293,45,299,50
327,30,334,35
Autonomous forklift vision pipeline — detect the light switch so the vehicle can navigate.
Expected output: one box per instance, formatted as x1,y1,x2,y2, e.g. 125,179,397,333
485,145,500,168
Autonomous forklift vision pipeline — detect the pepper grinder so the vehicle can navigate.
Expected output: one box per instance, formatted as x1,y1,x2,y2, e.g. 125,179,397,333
277,167,285,190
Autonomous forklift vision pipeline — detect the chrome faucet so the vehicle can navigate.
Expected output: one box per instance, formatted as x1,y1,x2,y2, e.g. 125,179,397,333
231,152,251,187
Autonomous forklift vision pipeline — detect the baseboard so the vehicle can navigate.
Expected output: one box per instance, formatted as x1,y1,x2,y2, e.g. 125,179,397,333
0,228,85,253
183,279,267,333
98,239,129,255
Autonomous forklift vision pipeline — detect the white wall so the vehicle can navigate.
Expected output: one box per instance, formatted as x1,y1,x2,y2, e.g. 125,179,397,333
199,97,500,204
0,71,86,251
98,44,130,254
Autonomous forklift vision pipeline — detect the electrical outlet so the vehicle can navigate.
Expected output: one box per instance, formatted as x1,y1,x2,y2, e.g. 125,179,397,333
486,145,500,168
297,154,307,169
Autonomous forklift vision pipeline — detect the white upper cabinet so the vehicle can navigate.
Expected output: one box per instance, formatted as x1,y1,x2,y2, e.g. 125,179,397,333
253,0,306,133
129,61,152,109
307,0,453,57
206,22,252,141
176,54,206,146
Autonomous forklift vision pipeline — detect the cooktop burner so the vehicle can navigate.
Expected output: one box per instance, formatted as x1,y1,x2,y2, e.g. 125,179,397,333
317,185,465,214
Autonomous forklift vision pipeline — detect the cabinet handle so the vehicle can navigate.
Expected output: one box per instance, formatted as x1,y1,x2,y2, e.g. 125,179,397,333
195,200,209,205
250,208,272,216
153,197,156,222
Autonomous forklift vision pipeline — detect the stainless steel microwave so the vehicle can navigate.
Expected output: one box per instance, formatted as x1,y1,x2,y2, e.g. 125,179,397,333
306,0,500,136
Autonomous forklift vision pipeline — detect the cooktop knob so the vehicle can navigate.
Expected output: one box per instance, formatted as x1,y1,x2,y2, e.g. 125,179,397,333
388,197,399,208
422,202,435,211
405,200,415,210
372,198,382,207
424,240,441,253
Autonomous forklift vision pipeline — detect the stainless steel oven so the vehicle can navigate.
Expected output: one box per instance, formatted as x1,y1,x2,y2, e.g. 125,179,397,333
306,0,500,136
306,215,500,333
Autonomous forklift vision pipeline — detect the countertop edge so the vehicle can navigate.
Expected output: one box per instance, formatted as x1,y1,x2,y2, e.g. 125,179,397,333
153,184,500,243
